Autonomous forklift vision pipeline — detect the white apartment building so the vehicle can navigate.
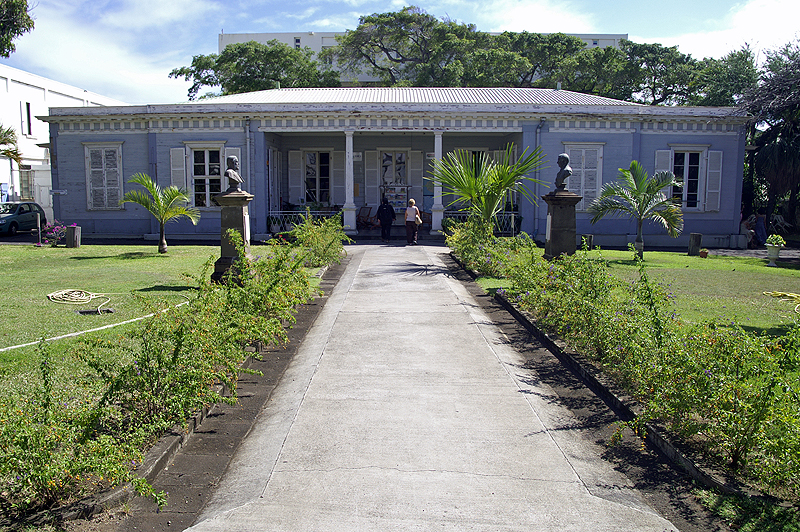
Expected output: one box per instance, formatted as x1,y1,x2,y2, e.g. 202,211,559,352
0,63,127,220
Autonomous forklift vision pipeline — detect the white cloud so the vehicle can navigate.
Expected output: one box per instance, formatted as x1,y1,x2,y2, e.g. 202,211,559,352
636,0,799,60
428,0,594,33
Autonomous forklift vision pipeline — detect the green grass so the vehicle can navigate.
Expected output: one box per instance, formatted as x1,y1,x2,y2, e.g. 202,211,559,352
598,250,800,335
476,248,800,336
0,244,215,357
693,488,800,532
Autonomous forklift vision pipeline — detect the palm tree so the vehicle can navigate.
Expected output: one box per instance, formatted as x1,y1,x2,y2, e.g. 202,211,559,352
1,124,23,165
588,161,683,258
427,143,546,236
120,173,200,253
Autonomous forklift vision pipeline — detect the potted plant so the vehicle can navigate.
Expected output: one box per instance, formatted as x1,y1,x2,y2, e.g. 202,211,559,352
698,248,709,258
765,234,785,266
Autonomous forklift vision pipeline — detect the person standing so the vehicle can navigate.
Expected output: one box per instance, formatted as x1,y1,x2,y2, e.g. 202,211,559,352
376,197,396,242
405,198,421,245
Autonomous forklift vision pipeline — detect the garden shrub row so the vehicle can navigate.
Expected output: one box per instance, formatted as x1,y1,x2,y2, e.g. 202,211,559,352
0,213,348,521
446,219,800,501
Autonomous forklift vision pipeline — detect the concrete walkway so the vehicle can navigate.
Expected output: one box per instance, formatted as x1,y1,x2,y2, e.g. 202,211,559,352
187,244,678,532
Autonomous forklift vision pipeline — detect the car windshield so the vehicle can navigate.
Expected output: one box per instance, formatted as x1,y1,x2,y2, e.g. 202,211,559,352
0,203,17,214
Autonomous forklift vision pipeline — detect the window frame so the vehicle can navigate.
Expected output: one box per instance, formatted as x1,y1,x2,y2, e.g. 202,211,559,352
657,145,721,213
304,151,332,205
183,142,226,209
83,142,124,211
380,151,408,186
562,143,604,212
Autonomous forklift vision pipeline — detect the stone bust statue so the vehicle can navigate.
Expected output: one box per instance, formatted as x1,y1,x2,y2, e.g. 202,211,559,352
555,153,572,190
225,155,244,192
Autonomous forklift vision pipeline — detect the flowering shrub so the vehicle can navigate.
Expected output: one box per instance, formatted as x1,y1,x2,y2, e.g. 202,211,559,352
0,225,345,519
450,232,800,501
40,220,77,247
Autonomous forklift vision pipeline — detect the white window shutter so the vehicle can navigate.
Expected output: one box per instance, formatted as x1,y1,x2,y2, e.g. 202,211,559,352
655,150,672,174
365,151,379,207
705,150,722,212
581,148,601,210
566,148,585,209
332,151,345,205
170,148,186,189
409,151,423,202
288,151,302,205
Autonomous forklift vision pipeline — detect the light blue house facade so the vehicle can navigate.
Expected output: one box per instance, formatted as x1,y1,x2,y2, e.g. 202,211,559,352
43,87,749,248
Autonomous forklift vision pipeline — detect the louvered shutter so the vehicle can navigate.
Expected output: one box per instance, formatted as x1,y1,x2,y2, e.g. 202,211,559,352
365,151,379,207
170,148,186,189
655,150,672,174
705,150,722,212
86,145,122,210
581,148,600,210
332,151,346,205
409,151,423,202
288,151,302,205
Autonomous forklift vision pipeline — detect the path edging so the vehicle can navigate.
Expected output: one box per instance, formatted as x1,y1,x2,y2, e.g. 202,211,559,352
448,251,742,497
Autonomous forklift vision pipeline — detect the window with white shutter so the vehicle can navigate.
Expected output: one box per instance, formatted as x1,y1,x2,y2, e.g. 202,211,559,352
656,146,721,212
83,142,123,210
563,144,603,211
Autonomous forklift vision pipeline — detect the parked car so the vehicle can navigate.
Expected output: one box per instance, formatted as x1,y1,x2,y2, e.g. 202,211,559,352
0,202,47,235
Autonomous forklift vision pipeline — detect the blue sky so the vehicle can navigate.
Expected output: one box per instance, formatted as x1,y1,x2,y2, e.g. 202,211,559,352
2,0,798,104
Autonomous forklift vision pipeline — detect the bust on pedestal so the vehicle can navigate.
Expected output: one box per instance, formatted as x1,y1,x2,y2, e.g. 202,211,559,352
211,156,254,282
543,153,582,260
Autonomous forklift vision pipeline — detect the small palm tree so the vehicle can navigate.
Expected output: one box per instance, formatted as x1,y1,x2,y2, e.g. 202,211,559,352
120,173,200,253
1,124,23,165
427,143,546,236
588,161,683,258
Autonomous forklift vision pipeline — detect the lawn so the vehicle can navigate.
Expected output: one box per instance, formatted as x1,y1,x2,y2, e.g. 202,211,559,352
0,244,216,359
477,248,800,335
599,249,800,335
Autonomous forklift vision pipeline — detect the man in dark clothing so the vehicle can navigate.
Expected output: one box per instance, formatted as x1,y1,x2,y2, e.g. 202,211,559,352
376,197,396,242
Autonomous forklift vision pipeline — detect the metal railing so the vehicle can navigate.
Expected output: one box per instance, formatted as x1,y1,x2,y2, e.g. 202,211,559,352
267,210,341,233
443,211,521,236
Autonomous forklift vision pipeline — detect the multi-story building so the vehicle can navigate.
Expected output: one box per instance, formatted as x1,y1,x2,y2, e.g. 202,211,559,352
0,64,127,220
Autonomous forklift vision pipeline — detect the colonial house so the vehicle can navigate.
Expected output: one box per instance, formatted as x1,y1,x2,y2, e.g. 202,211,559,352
42,87,749,248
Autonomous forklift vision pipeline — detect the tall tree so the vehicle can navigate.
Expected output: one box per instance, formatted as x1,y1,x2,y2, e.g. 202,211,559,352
120,174,200,254
588,161,683,258
493,31,586,88
320,6,483,87
0,0,33,58
691,46,759,107
620,40,701,105
741,41,800,223
170,40,340,100
556,46,635,100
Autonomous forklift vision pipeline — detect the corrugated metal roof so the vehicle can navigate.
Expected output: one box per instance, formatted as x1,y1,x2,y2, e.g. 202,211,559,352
182,87,642,107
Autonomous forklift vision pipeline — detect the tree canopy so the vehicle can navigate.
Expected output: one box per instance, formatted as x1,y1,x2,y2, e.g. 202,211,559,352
739,41,800,222
0,0,34,58
170,40,340,100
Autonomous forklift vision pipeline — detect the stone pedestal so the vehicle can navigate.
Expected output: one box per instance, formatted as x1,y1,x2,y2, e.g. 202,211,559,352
212,189,254,283
687,233,702,256
542,189,582,260
66,225,81,248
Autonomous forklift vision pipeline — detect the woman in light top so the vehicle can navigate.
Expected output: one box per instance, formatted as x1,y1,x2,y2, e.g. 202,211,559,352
405,198,420,245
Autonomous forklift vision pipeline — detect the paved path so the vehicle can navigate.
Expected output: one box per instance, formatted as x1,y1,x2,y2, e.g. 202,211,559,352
187,244,677,531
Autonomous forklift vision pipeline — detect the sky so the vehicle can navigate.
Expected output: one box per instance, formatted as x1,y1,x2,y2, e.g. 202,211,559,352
2,0,798,104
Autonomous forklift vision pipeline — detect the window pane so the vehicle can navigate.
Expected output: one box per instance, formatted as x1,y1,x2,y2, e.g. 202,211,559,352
194,151,205,164
209,179,221,193
208,151,220,164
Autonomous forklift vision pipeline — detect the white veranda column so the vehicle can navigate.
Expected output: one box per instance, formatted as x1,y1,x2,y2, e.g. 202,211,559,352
432,130,444,232
343,130,357,235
